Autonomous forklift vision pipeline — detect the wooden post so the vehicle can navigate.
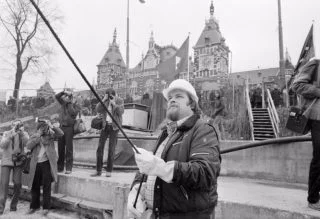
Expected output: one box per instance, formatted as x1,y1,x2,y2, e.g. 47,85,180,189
113,186,130,219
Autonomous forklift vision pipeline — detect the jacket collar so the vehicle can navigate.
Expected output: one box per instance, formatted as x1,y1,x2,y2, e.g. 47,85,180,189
161,114,200,132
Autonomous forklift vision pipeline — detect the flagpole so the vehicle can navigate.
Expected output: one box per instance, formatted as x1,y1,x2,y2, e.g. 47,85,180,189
187,32,190,82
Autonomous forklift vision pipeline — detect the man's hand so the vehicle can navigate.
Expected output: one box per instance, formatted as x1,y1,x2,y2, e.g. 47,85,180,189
52,122,60,128
134,148,175,183
127,183,146,219
45,120,53,129
102,94,109,102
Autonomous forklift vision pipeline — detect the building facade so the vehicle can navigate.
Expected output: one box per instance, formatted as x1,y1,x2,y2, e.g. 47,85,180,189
128,31,177,99
192,1,230,94
96,29,127,97
96,2,230,99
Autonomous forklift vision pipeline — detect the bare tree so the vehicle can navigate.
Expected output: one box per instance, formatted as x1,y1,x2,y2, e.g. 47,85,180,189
0,0,62,99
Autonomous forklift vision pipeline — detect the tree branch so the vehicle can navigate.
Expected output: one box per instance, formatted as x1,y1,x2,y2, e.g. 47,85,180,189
0,15,17,41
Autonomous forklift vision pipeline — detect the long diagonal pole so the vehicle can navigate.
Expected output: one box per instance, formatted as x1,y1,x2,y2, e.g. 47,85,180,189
28,0,140,154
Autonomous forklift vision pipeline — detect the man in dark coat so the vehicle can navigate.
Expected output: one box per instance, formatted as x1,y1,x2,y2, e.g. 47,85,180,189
55,90,80,174
127,79,221,219
90,88,124,177
292,58,320,211
270,84,282,107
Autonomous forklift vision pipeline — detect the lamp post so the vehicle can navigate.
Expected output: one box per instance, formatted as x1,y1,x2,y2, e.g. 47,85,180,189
126,0,145,97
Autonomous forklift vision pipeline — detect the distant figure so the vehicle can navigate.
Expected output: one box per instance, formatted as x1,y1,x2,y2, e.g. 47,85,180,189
90,97,99,115
211,90,226,139
292,59,320,211
26,117,63,215
270,84,283,107
55,90,80,174
211,90,225,119
90,88,124,177
0,120,29,215
252,84,262,108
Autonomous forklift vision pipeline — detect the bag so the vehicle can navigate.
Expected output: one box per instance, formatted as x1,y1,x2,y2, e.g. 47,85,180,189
22,152,32,174
12,152,28,167
285,98,317,134
74,112,87,134
285,106,310,134
91,116,103,130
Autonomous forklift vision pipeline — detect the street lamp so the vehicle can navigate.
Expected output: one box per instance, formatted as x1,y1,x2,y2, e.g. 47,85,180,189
126,0,145,97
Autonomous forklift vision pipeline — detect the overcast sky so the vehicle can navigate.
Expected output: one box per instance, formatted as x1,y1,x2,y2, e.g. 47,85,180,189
1,0,320,96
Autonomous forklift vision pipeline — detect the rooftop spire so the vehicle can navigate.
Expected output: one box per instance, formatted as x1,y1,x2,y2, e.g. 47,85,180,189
113,28,117,44
210,1,214,18
149,31,154,49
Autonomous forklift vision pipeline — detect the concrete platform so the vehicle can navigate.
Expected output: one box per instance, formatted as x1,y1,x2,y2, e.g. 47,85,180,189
54,169,320,219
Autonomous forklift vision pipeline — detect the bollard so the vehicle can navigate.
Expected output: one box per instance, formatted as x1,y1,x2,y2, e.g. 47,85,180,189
113,186,130,219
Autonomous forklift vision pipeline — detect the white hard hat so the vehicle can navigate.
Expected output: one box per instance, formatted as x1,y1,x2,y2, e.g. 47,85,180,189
162,79,199,103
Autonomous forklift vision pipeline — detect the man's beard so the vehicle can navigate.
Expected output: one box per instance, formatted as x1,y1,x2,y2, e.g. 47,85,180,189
166,106,179,121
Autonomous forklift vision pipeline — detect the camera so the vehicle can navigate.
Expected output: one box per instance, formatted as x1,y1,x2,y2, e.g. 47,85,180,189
109,95,114,100
35,117,52,136
13,121,23,132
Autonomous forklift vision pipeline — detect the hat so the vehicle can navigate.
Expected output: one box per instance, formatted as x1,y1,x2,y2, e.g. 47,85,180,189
162,79,198,103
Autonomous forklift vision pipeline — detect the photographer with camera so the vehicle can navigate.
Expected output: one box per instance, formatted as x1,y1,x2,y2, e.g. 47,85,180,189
55,90,80,174
0,120,29,215
91,88,124,177
25,117,63,215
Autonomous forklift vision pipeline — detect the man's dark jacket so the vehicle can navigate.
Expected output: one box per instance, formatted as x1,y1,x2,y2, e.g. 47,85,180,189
95,96,124,130
133,114,221,219
55,92,80,127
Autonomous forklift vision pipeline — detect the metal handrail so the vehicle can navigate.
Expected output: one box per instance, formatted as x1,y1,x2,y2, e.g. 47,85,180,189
245,85,255,140
266,89,280,137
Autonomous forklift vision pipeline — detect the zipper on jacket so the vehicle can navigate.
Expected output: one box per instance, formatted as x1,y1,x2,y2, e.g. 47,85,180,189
191,152,209,157
180,185,189,200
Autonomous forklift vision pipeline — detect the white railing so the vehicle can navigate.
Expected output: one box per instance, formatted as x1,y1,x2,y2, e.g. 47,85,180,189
245,85,255,141
266,89,280,138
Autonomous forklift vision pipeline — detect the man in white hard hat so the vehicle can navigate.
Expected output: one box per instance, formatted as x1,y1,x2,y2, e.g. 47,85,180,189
127,79,221,219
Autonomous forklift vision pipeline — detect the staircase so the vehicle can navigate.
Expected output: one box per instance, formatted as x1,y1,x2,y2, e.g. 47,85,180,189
252,108,275,140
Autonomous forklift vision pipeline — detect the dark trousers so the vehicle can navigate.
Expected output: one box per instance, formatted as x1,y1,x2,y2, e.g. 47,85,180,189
30,161,53,210
57,126,74,171
308,120,320,203
96,124,119,173
0,166,22,213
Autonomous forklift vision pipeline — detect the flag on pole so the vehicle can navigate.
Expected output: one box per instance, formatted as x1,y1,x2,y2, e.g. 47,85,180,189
287,24,315,89
294,24,315,73
157,36,189,82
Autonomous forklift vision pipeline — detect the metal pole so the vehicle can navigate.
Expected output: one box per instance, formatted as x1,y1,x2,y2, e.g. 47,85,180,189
125,0,129,97
187,33,190,82
232,77,234,113
285,74,289,107
262,78,265,108
277,0,286,86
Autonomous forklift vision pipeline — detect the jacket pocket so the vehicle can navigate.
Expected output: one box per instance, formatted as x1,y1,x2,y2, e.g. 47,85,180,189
191,152,209,157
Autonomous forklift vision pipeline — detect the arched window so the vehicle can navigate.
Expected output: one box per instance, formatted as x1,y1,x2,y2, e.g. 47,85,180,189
131,81,138,95
145,79,154,94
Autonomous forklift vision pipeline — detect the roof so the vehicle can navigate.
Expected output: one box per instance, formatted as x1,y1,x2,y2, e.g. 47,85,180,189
98,45,126,67
98,30,126,67
194,18,224,48
230,68,280,86
38,82,54,93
